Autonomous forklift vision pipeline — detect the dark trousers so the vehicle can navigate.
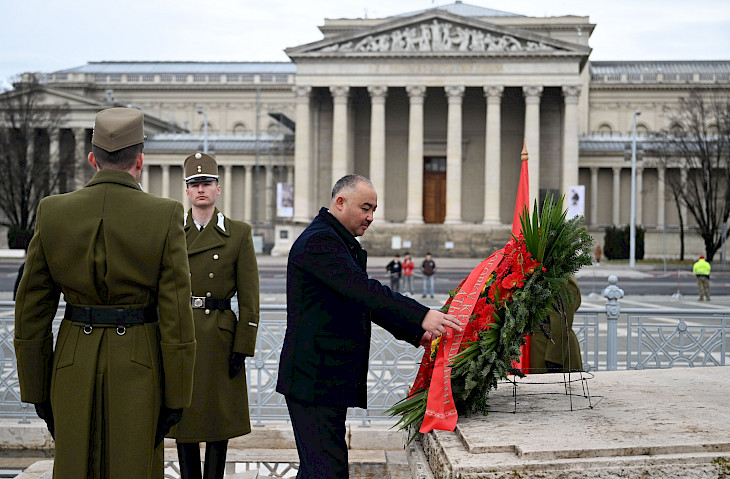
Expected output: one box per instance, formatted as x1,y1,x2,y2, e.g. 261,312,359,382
285,396,348,479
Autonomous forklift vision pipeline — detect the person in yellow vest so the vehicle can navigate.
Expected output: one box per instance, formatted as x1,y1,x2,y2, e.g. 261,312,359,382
14,107,197,478
693,255,711,301
169,152,260,479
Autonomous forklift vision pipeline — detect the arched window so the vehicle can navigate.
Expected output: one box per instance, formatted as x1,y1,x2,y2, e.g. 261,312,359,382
636,124,648,136
233,122,248,135
597,124,613,137
199,122,215,134
267,121,282,135
670,123,685,137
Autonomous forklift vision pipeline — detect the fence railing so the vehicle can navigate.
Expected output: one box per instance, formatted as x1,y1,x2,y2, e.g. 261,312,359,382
2,275,729,424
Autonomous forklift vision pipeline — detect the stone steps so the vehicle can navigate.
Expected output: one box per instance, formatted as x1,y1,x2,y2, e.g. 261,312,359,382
10,422,411,478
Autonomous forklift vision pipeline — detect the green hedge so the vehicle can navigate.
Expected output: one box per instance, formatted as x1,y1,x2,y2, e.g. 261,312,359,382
604,225,644,260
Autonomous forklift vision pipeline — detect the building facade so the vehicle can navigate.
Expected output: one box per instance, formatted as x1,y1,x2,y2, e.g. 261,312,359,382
3,2,729,257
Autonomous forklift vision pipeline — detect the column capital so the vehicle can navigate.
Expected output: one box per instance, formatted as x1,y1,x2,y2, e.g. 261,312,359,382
483,85,504,98
523,85,544,99
445,85,465,99
562,84,582,102
293,85,312,98
612,166,622,174
367,85,388,98
405,85,426,99
329,85,350,98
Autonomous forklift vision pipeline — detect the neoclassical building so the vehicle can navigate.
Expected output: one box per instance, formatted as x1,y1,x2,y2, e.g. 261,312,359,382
4,2,729,257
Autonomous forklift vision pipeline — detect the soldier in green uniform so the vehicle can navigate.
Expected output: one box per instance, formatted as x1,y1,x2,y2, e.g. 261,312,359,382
530,275,583,373
14,107,197,478
170,152,260,479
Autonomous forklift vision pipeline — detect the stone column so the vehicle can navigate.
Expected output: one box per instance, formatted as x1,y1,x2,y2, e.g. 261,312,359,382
330,86,350,187
293,85,312,223
657,166,665,228
182,178,190,211
266,165,274,222
636,167,644,226
244,165,253,223
161,164,170,199
483,86,503,225
73,128,88,190
287,165,294,184
49,128,60,193
405,85,426,224
561,85,581,195
368,85,388,219
141,165,150,192
444,85,465,225
523,86,543,204
612,167,621,225
590,167,599,227
224,164,233,215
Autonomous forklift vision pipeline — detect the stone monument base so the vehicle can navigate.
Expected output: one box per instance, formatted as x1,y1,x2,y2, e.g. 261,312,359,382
407,367,730,478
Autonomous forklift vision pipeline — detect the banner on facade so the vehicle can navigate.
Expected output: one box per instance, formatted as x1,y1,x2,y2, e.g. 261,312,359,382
277,183,293,217
567,185,585,219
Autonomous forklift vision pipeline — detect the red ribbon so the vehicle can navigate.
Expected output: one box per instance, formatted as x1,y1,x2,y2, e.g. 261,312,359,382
419,250,504,434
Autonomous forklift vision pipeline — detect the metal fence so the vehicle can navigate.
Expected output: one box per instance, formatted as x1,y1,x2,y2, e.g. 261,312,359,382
2,275,730,424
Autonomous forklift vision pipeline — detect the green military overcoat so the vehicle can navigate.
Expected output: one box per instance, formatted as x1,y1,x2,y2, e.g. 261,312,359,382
529,275,583,373
14,169,197,478
169,209,259,442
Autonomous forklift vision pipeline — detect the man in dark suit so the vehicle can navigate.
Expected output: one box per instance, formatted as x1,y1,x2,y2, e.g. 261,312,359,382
277,174,461,478
14,107,196,478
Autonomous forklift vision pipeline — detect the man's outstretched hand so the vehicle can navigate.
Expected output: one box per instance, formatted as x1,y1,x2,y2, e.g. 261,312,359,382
421,310,462,338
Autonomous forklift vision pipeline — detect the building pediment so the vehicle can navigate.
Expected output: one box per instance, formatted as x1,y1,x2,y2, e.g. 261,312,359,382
287,10,590,59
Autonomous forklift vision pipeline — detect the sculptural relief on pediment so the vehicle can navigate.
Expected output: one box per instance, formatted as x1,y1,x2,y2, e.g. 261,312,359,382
319,19,557,54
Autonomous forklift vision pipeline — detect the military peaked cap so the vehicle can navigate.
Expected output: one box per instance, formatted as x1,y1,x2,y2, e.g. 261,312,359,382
184,152,219,183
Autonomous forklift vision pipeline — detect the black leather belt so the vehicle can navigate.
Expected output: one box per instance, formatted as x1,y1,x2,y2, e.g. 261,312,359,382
64,304,158,335
191,296,232,310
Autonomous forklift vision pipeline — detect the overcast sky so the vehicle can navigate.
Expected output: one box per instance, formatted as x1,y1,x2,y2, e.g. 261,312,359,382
1,0,729,89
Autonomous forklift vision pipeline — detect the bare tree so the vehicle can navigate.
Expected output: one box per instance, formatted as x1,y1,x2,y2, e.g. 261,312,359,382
649,89,730,261
0,75,69,247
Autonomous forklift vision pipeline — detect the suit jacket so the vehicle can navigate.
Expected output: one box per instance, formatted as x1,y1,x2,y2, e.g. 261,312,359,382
170,209,259,442
14,169,196,477
277,207,428,408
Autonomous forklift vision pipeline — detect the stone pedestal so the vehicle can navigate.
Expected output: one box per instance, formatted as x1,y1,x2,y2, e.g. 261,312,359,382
408,367,730,478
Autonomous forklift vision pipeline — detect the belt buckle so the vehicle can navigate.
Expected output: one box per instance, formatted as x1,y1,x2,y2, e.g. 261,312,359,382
191,296,206,309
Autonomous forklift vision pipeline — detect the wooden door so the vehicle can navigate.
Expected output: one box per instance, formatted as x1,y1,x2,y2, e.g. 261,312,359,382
423,157,446,224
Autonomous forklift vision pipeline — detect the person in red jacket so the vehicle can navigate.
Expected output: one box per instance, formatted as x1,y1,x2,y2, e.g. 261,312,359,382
401,252,415,296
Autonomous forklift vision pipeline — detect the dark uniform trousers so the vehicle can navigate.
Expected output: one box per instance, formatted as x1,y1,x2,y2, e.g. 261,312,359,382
285,397,348,479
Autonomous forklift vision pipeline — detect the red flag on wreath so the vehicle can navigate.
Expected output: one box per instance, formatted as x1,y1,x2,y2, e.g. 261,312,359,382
510,141,532,373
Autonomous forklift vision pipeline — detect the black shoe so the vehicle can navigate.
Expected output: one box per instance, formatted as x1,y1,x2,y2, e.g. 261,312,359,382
422,295,426,298
430,295,434,298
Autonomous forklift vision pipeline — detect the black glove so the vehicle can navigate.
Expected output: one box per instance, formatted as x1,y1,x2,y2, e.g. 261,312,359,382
34,400,55,439
229,352,246,379
154,407,183,447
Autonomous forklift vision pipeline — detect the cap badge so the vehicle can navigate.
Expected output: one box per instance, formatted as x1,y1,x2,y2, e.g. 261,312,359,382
197,166,202,172
195,153,202,159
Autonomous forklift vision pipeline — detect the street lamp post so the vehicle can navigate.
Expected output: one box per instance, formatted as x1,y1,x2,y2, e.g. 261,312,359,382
197,107,208,154
630,110,641,268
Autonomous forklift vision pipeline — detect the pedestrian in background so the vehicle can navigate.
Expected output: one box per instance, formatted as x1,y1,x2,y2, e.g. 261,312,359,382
402,252,415,296
693,255,711,301
386,253,402,293
421,252,437,298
